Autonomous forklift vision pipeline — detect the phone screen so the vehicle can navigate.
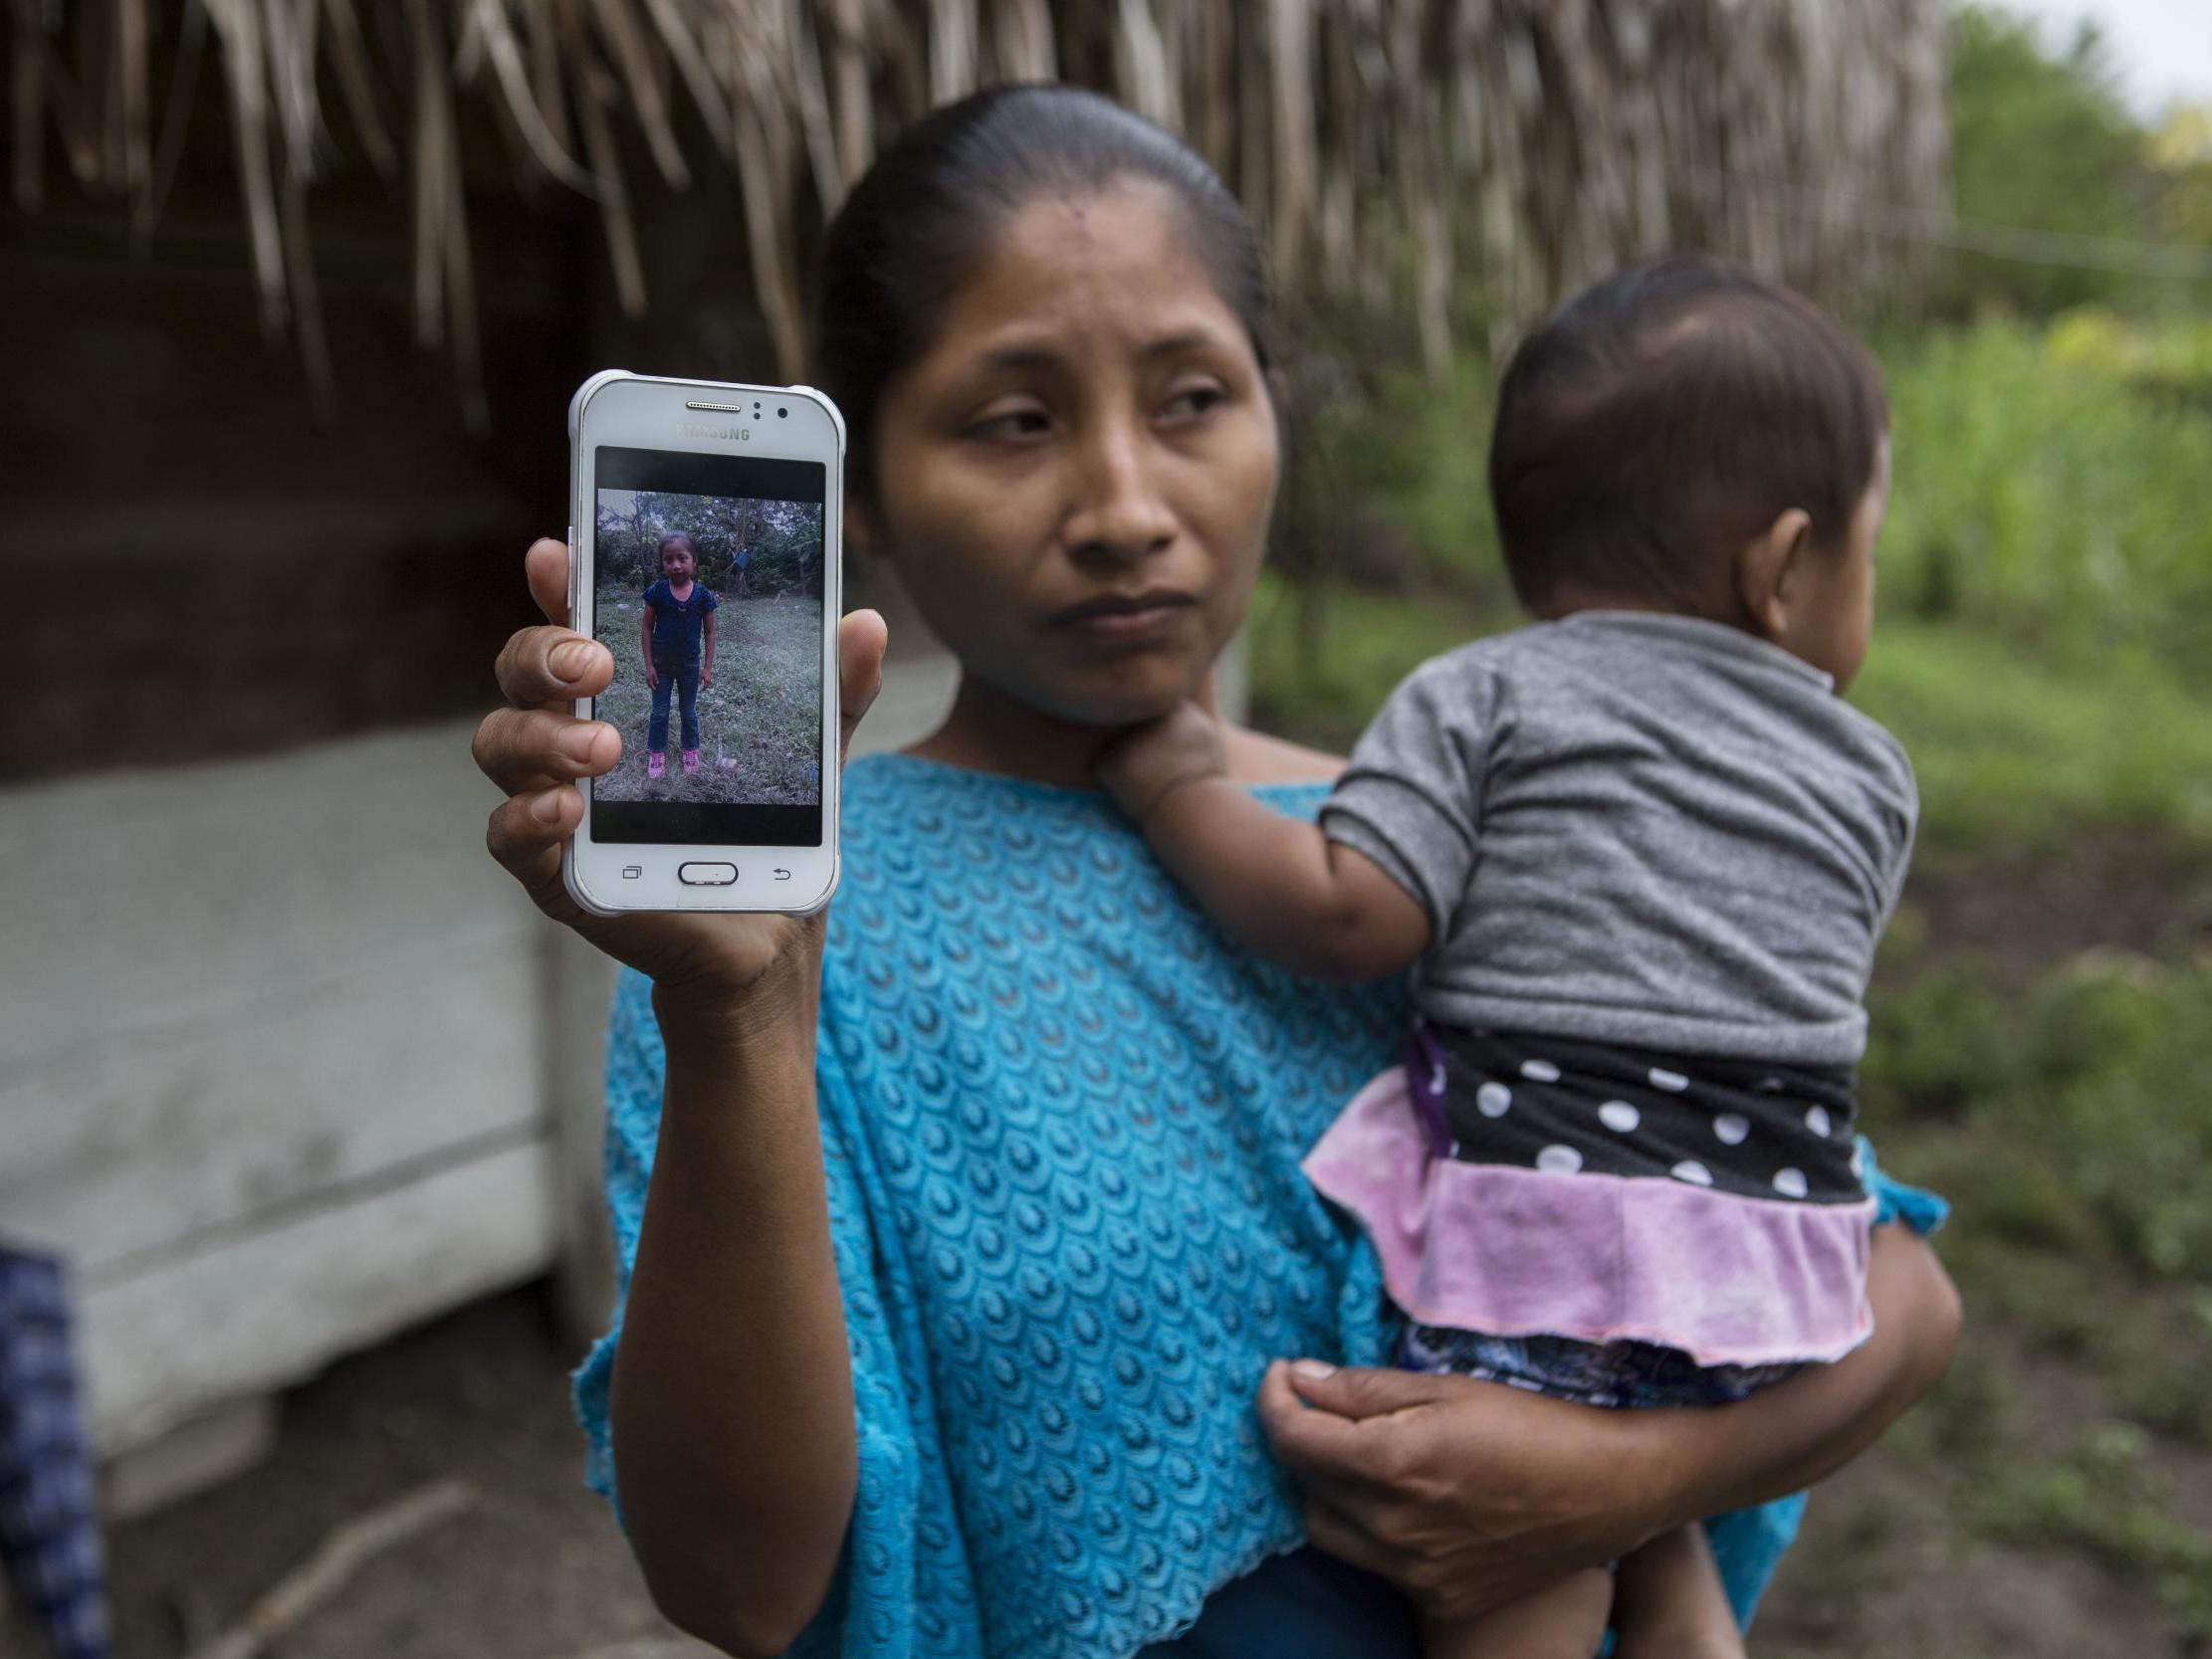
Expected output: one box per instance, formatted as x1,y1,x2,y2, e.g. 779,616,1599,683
589,445,827,847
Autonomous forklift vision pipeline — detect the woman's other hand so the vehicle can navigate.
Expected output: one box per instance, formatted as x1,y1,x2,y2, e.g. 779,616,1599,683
1256,1360,1664,1622
1260,1226,1961,1621
473,537,887,1004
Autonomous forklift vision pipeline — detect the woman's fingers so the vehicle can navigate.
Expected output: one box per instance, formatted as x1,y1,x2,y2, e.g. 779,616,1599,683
496,624,614,712
472,706,620,794
1255,1360,1395,1498
1282,1361,1468,1421
526,537,571,627
1298,1495,1402,1582
483,785,588,924
835,608,889,766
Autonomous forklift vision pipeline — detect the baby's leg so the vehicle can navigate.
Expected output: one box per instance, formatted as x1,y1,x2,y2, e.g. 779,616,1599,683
1611,1526,1745,1659
1420,1565,1612,1659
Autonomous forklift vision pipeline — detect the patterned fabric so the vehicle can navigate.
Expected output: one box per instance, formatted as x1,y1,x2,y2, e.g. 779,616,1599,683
0,1245,111,1659
1308,1065,1884,1378
1412,1026,1864,1201
1304,1025,1879,1372
573,755,1921,1657
1397,1324,1799,1410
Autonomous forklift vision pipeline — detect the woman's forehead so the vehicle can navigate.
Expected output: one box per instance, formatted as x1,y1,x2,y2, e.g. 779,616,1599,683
917,181,1251,374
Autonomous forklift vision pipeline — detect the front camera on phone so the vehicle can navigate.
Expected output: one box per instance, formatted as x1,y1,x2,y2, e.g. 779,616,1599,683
777,407,788,418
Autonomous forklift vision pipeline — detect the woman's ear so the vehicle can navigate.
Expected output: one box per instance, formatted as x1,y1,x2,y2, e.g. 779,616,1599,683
1736,508,1812,642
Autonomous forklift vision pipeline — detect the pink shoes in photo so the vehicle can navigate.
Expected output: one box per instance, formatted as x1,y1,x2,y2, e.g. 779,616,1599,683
682,749,701,775
646,751,665,780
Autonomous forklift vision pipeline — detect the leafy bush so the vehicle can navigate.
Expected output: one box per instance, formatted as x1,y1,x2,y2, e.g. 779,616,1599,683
1936,7,2151,319
1875,320,2212,676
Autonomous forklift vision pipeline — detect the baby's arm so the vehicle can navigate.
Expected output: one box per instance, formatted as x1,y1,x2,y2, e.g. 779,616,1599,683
639,602,657,688
1100,706,1432,983
702,610,716,689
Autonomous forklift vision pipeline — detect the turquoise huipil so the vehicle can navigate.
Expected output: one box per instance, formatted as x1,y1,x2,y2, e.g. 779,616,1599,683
574,755,1943,1658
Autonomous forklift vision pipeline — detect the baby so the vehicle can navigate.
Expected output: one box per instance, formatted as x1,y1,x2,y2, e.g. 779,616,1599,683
638,531,718,780
1101,257,1918,1659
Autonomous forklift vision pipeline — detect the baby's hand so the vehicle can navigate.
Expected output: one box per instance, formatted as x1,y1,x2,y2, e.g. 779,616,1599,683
644,662,659,691
1097,703,1229,822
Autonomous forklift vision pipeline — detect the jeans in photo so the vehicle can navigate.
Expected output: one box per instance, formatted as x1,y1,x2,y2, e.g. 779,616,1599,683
647,656,701,752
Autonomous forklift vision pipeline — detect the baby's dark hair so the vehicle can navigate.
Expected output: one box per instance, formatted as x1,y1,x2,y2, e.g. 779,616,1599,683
1488,256,1887,617
657,533,696,557
816,85,1271,503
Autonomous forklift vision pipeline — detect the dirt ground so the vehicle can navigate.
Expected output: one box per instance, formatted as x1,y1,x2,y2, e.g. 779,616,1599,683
105,1289,705,1659
104,1284,2193,1659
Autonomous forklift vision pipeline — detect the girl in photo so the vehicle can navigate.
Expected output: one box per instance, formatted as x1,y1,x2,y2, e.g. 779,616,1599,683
472,89,1959,1659
638,531,717,780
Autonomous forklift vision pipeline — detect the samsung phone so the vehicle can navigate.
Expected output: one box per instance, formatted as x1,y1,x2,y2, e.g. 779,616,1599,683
561,371,844,915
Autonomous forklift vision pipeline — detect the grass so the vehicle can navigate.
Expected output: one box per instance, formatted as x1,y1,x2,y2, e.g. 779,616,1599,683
591,584,822,805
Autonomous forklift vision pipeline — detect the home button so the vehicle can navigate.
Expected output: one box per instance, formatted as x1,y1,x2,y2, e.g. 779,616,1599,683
678,862,739,886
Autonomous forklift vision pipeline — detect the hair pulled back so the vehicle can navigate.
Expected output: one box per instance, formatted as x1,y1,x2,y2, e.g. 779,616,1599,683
815,85,1271,501
1488,256,1887,617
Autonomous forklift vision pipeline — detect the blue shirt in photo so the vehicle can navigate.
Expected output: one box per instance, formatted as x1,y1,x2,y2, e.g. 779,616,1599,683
642,578,717,665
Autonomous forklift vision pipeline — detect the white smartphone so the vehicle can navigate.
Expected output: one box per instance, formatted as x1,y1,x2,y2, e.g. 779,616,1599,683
561,370,844,915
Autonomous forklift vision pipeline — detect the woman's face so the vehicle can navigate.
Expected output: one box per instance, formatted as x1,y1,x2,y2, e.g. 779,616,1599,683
861,181,1281,729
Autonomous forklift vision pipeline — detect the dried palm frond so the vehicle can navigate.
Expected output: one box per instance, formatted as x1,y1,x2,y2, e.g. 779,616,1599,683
12,0,1948,421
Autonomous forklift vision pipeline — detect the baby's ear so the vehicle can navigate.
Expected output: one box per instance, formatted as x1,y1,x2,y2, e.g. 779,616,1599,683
1736,509,1811,642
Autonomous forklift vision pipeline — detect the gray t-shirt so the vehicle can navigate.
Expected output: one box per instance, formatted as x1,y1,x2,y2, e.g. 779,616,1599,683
1320,612,1916,1064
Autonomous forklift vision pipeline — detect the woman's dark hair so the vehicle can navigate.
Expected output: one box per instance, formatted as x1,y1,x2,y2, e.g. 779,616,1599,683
815,85,1272,501
1487,256,1887,616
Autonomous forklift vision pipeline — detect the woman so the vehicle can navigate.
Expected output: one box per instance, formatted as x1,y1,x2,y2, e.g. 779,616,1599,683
474,87,1958,1659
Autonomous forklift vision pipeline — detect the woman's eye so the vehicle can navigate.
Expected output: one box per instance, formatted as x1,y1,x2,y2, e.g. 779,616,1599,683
1160,383,1226,422
967,406,1051,442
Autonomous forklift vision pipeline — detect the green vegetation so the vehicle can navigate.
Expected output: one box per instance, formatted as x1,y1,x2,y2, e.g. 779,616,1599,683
1878,317,2212,676
1251,14,2212,1640
595,489,824,596
1937,7,2146,317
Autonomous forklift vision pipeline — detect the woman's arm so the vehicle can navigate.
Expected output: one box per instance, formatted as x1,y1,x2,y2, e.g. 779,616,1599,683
1259,1225,1961,1622
607,964,856,1656
474,539,888,1655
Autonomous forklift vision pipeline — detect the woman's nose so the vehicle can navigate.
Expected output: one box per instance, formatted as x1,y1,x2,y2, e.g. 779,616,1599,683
1064,421,1177,567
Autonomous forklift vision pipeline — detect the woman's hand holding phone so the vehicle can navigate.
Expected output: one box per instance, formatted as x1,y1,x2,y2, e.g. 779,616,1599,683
474,536,886,1003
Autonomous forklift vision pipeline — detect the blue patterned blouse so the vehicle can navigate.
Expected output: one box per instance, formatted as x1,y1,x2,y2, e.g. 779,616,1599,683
573,754,1942,1658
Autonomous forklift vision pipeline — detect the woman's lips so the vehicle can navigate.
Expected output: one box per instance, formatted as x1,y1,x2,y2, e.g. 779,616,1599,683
1049,590,1199,642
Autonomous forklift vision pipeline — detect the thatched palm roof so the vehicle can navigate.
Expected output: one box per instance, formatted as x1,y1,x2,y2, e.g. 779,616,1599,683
14,1,1947,407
